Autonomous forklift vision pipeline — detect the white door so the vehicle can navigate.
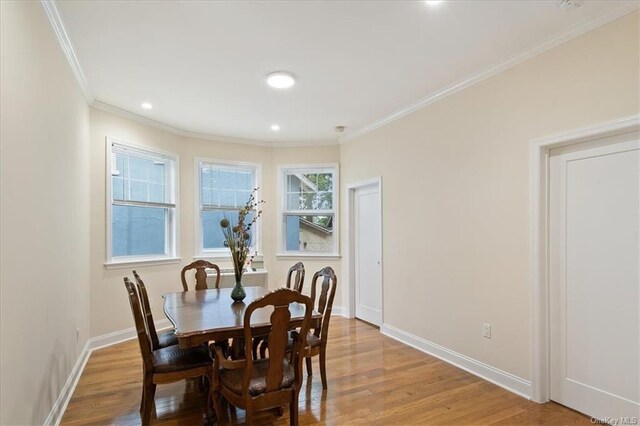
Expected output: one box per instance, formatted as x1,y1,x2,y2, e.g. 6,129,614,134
354,184,382,326
549,133,639,421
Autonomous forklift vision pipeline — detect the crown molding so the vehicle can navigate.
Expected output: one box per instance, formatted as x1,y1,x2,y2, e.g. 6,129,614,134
339,3,639,144
41,0,93,104
92,101,338,148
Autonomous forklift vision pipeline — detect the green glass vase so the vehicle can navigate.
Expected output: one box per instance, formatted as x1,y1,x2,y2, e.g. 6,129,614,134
230,281,246,302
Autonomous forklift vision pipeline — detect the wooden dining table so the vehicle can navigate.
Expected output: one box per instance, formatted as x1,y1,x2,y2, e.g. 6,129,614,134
163,286,321,349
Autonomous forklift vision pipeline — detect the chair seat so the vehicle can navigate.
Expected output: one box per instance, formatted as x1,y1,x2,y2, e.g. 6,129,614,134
287,331,321,349
152,344,212,374
220,358,295,396
157,330,179,348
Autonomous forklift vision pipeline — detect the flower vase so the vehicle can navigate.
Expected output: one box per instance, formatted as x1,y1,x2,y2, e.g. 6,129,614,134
231,281,246,302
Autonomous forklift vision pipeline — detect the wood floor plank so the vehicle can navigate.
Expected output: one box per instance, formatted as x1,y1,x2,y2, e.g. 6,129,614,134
61,318,589,425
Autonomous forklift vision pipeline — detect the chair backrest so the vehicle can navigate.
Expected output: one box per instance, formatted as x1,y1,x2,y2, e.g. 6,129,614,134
242,288,313,395
132,270,160,350
285,262,305,293
181,260,220,291
124,277,154,372
309,266,337,341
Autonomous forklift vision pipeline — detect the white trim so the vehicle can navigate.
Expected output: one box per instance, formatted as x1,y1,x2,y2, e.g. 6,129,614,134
89,319,173,351
329,305,348,318
40,1,93,104
344,177,383,320
104,257,182,270
339,5,639,144
105,137,180,266
277,163,340,256
381,323,532,399
529,114,640,403
193,157,263,259
275,254,341,260
43,341,91,426
92,101,339,148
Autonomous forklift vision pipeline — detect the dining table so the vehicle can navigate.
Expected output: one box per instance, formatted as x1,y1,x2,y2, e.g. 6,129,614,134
163,286,322,349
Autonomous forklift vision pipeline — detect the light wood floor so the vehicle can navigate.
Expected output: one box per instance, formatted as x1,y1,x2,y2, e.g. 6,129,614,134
62,318,589,425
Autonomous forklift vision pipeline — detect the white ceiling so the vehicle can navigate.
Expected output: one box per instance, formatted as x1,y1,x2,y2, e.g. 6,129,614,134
56,0,637,144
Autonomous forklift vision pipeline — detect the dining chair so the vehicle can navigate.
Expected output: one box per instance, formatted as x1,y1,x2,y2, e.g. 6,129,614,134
124,277,214,425
181,260,221,291
292,266,337,390
253,262,306,359
285,262,305,292
210,288,313,426
132,270,178,350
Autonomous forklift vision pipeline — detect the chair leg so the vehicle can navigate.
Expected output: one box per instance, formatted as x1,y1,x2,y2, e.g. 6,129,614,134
305,356,313,377
289,391,299,426
141,375,156,425
319,346,328,390
245,406,254,425
259,339,268,359
252,337,260,359
211,374,223,424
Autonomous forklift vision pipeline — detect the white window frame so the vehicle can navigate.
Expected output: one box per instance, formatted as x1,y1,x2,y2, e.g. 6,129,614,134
194,157,262,260
277,163,340,258
105,137,180,269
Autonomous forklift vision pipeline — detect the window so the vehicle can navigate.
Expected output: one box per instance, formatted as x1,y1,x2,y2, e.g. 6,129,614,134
280,165,338,255
196,159,260,257
107,139,178,265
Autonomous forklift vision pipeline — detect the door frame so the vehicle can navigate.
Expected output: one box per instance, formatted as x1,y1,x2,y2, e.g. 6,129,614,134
529,114,640,403
344,177,383,322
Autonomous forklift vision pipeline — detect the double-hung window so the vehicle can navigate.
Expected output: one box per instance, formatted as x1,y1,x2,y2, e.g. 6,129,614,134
280,165,338,255
196,159,260,257
107,139,178,265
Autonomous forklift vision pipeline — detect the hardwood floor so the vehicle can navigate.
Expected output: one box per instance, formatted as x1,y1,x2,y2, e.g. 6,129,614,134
62,318,589,425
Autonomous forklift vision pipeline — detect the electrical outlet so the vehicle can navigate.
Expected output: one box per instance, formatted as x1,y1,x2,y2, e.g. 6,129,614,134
76,328,80,343
483,323,491,339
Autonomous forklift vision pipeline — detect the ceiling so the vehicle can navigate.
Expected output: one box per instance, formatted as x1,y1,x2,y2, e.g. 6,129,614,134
56,1,637,144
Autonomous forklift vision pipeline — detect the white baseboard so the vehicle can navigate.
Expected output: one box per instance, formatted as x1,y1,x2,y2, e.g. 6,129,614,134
89,319,172,350
43,340,92,426
43,319,172,425
330,305,347,317
381,323,532,399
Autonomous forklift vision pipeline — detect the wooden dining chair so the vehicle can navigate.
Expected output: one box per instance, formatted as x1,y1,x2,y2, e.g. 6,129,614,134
181,260,221,291
211,288,313,425
285,262,305,292
124,278,214,425
253,262,306,359
293,266,337,390
132,270,178,350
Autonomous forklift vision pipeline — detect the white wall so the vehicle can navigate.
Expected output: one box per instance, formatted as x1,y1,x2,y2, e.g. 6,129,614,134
340,11,639,381
89,108,341,337
0,2,91,424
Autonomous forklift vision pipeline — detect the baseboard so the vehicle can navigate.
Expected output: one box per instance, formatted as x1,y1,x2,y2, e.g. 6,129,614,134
380,323,532,399
43,319,172,425
43,340,92,426
89,319,172,350
331,305,347,317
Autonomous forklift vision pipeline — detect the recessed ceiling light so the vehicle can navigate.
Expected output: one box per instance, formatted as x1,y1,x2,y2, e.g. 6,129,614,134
266,72,295,89
425,0,444,5
141,102,153,109
271,124,280,131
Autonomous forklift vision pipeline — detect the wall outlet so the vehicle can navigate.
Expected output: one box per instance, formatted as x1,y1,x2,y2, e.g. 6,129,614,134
483,323,492,339
76,328,80,343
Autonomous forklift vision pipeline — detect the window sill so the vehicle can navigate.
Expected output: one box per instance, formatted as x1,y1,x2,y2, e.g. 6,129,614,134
104,257,182,270
194,254,264,263
276,253,341,260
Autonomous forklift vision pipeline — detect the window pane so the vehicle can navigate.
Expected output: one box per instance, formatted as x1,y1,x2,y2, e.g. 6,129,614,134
202,209,256,250
112,149,169,204
285,172,333,211
284,214,334,252
112,205,166,257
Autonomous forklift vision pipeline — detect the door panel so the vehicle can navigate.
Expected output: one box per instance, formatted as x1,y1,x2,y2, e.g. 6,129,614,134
354,185,382,326
550,134,639,420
